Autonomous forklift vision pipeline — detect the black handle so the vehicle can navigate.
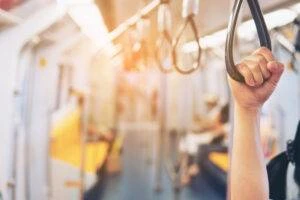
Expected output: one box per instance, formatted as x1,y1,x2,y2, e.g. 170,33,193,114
172,15,201,74
225,0,272,82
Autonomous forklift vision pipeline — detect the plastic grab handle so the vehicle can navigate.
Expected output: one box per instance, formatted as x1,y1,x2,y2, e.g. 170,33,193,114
225,0,272,82
172,16,201,74
170,0,201,75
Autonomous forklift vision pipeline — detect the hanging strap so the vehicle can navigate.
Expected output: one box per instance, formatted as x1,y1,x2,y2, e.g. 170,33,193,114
225,0,272,82
172,0,201,75
156,0,173,73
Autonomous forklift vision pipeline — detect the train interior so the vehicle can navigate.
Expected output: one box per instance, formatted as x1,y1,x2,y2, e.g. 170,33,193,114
0,0,300,199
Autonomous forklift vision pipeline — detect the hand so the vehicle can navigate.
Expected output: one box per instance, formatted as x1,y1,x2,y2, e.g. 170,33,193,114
228,47,284,111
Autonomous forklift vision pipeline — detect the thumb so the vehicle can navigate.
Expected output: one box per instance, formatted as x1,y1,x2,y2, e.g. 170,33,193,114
264,61,284,89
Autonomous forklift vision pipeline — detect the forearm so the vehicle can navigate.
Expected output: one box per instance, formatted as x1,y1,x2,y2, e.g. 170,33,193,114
230,105,269,200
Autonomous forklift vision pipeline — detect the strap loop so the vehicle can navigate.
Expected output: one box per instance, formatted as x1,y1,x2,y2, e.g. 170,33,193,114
172,0,201,75
156,1,173,73
172,16,201,74
225,0,272,82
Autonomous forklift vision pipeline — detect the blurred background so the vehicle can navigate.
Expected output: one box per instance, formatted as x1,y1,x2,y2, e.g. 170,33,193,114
0,0,299,199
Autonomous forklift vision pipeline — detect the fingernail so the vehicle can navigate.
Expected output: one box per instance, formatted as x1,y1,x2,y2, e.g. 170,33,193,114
249,79,255,86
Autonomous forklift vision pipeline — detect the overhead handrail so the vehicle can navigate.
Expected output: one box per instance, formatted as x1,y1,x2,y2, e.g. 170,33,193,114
172,0,201,74
155,0,173,73
225,0,272,82
109,0,160,42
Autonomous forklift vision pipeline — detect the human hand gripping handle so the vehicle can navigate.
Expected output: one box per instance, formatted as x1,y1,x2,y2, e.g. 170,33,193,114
228,47,284,112
228,47,284,200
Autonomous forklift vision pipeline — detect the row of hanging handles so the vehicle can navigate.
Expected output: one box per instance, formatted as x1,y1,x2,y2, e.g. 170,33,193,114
156,0,201,74
154,0,300,77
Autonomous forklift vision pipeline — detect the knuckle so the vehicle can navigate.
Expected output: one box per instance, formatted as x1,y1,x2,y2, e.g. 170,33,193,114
237,63,247,72
239,65,250,78
260,47,270,54
258,55,266,64
242,57,250,63
257,47,272,58
250,63,260,71
243,70,251,78
260,61,267,70
244,74,251,81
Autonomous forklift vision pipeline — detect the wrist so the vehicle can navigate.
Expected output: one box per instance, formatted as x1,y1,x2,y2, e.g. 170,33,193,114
234,104,261,137
234,104,261,116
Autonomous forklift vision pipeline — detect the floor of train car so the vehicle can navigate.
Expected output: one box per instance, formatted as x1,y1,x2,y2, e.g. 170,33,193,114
86,122,225,200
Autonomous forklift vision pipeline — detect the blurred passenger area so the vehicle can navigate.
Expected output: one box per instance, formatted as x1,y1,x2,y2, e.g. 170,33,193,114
0,0,299,200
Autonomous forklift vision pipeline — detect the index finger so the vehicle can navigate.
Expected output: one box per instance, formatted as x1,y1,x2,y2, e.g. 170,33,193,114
252,47,275,62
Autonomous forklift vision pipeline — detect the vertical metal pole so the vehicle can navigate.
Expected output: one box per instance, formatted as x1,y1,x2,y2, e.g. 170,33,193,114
80,93,89,200
155,73,167,192
9,42,31,200
9,59,23,200
55,65,64,110
10,90,26,200
24,45,37,200
46,109,53,200
9,104,18,200
114,72,120,130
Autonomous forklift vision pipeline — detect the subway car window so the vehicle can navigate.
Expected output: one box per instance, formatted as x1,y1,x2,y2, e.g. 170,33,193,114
0,0,299,200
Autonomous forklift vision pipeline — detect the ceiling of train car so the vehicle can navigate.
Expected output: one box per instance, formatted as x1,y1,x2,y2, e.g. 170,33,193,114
96,0,297,34
38,15,79,43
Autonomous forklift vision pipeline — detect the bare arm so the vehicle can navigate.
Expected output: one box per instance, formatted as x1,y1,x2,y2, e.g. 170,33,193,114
231,106,268,200
228,48,284,200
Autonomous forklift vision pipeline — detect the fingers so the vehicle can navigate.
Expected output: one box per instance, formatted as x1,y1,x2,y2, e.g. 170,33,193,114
264,61,284,89
236,63,255,86
253,47,275,62
242,59,264,86
236,47,278,87
247,54,270,79
253,47,275,79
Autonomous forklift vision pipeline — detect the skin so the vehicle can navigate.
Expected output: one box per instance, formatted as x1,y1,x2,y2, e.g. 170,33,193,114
228,47,284,200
